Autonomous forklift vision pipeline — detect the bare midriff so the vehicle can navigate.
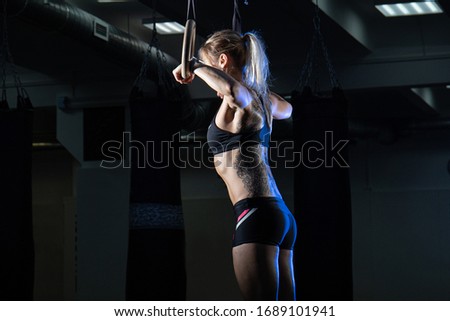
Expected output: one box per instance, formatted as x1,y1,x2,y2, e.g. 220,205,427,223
213,146,282,205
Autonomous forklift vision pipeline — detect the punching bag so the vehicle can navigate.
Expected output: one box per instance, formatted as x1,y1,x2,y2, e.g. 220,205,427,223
292,3,353,300
0,108,35,300
292,87,353,300
126,33,186,299
0,0,35,299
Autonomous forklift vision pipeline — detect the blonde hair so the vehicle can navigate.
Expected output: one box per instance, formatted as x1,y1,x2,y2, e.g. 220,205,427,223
199,29,270,103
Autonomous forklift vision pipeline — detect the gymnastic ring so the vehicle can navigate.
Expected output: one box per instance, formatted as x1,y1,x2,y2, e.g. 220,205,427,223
181,19,196,79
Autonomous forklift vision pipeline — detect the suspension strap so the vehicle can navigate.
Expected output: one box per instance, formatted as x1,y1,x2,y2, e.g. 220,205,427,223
180,0,197,79
187,0,196,20
232,0,242,34
232,0,249,34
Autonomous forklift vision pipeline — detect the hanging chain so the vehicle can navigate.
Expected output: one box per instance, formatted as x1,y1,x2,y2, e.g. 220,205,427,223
1,0,31,106
313,1,340,89
133,0,180,99
295,0,341,92
318,25,340,89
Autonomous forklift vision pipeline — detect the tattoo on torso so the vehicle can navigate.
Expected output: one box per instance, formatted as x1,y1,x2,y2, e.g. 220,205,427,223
234,145,271,197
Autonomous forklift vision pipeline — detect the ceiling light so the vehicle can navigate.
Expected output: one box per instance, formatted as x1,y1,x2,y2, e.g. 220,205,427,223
142,19,185,35
425,1,440,12
396,3,410,14
380,4,397,15
375,1,443,17
411,2,424,13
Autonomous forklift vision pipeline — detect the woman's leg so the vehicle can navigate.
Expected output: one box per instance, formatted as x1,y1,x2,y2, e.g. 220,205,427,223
232,243,279,300
278,249,296,300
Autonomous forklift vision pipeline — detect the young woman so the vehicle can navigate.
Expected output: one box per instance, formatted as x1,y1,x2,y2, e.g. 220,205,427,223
173,29,297,300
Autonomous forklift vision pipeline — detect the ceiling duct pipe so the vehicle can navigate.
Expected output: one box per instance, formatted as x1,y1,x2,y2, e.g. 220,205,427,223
8,0,179,81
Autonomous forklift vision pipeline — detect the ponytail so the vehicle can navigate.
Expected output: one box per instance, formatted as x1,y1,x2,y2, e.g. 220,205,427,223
242,32,270,99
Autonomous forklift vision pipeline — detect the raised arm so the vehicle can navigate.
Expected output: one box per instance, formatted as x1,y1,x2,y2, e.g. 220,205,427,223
173,58,252,109
269,91,292,119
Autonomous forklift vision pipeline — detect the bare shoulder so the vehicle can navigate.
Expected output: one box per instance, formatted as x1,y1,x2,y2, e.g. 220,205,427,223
269,92,292,120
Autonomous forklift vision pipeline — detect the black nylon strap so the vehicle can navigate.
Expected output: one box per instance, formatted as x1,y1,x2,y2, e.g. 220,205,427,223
232,0,242,34
187,0,196,20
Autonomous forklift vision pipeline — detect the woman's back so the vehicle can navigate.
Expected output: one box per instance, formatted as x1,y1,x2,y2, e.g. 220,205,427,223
207,95,282,205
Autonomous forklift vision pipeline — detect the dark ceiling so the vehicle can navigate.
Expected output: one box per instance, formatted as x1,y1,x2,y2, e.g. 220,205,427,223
5,0,450,123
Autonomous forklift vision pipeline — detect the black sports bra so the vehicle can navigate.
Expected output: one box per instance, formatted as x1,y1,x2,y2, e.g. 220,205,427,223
206,98,271,155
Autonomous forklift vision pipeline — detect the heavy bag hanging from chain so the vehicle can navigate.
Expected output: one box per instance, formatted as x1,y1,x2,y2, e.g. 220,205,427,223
292,3,353,301
0,1,35,298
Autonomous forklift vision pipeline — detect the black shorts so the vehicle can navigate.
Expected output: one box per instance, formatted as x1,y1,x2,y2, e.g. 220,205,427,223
232,197,297,250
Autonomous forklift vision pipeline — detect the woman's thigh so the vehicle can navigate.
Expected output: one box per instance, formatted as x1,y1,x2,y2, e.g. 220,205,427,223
278,249,296,300
232,243,279,300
